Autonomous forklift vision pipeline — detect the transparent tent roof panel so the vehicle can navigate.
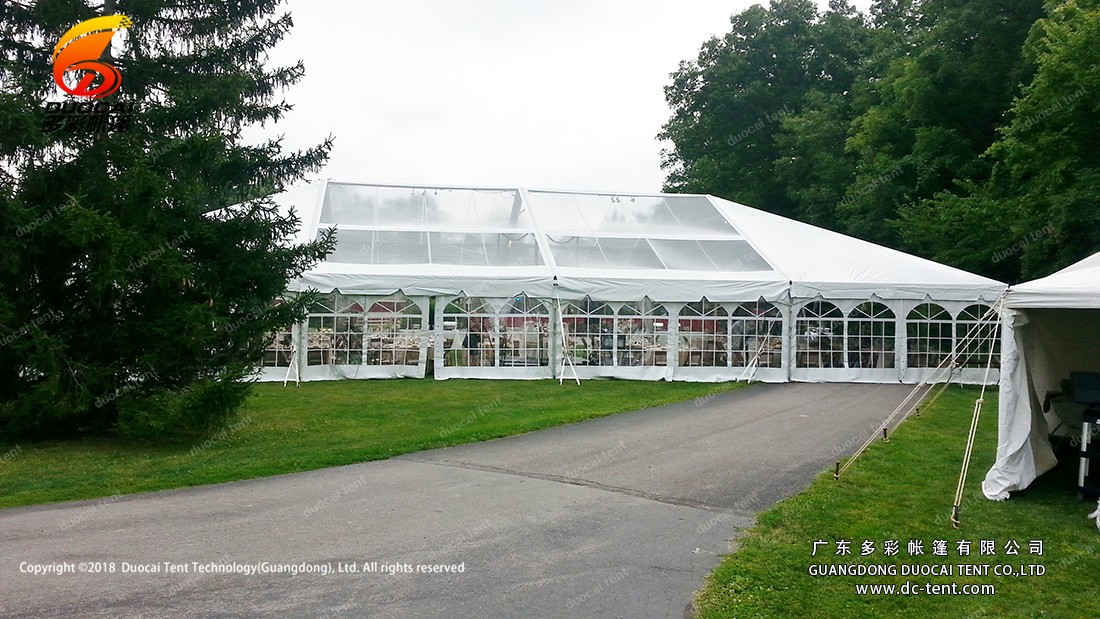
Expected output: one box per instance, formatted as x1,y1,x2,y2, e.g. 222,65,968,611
314,183,775,273
320,184,532,230
525,191,741,237
325,229,544,267
549,237,772,272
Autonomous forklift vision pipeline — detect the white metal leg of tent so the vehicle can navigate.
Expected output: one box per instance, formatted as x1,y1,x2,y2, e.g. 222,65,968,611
737,337,769,382
1079,407,1100,500
282,344,300,387
554,293,580,386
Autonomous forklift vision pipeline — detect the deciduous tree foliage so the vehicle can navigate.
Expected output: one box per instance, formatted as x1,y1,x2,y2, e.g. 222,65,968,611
849,0,1042,246
661,0,849,219
662,0,884,221
661,0,1098,282
918,0,1100,281
0,0,334,438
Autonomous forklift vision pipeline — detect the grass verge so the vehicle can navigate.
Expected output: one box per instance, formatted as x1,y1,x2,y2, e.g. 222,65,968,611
0,379,741,509
693,386,1100,619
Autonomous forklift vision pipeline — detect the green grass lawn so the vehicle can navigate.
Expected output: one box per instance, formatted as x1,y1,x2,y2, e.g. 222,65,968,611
0,379,742,509
693,386,1100,619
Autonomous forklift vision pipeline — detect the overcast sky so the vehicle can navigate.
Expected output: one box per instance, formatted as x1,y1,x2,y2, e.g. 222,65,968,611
260,1,872,194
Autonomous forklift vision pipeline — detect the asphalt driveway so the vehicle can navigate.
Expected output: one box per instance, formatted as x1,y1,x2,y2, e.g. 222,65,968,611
0,382,911,618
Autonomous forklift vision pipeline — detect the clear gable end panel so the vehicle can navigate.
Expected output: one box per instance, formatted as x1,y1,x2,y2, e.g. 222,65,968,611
527,191,775,276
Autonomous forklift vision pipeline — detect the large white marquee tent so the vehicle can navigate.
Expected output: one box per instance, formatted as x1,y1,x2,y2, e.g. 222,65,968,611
258,181,1006,384
983,251,1100,500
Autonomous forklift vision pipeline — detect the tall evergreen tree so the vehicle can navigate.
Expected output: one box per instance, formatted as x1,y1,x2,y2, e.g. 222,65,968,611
0,1,334,438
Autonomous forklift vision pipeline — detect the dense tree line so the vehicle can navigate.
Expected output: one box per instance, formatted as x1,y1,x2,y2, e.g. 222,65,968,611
660,0,1099,283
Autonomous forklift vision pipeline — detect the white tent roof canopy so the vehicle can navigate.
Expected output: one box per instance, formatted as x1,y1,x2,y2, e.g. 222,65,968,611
272,181,1006,302
1004,251,1100,309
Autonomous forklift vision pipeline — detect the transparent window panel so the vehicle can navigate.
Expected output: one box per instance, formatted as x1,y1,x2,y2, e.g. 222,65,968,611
443,297,498,367
365,295,424,366
548,237,664,270
732,301,783,368
528,192,739,237
321,184,529,230
617,300,668,367
263,331,294,367
679,301,729,367
562,299,616,366
428,232,543,267
956,304,1000,369
795,301,845,368
847,302,896,369
306,315,333,366
649,239,773,272
331,317,364,365
306,312,365,366
499,294,550,367
906,303,953,368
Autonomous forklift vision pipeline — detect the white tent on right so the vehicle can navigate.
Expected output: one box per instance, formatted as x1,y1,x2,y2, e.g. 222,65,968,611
983,251,1100,500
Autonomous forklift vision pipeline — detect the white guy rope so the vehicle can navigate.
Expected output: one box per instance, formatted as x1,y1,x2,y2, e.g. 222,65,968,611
951,294,1006,528
836,299,1004,480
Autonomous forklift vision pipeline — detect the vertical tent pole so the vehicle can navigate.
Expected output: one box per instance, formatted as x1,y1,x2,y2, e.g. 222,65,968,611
555,284,580,385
